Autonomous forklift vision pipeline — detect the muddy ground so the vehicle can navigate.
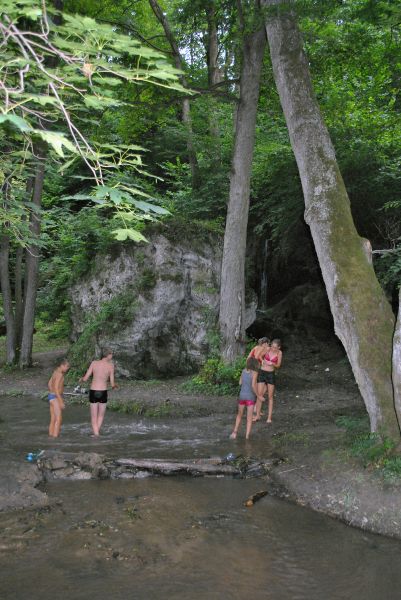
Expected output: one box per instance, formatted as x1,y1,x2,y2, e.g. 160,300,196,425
1,339,401,541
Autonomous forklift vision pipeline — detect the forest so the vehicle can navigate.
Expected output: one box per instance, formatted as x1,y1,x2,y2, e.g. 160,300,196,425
1,0,401,439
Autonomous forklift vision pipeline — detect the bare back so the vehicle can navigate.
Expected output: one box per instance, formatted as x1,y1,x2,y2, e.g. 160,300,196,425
48,368,65,396
83,358,114,390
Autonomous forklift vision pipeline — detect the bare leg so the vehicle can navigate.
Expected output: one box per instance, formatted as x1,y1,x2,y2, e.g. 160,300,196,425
253,382,266,421
90,403,100,436
266,384,275,423
96,403,107,434
230,405,245,438
49,401,62,437
245,405,254,439
49,402,56,437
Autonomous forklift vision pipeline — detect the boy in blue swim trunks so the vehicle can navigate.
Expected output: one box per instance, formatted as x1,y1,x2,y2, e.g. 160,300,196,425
47,358,70,437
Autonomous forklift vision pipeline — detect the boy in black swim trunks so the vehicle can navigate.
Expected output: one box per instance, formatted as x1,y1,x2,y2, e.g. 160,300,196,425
80,349,118,436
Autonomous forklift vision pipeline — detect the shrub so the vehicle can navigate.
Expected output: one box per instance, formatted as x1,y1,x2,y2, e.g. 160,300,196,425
182,356,245,396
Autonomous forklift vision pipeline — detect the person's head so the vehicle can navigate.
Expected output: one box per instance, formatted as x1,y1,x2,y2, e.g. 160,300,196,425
270,339,281,351
258,337,270,346
58,358,70,373
246,357,260,372
101,348,113,360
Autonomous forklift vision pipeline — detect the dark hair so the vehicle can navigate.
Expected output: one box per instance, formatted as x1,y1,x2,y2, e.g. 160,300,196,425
57,357,69,366
246,357,260,371
271,338,281,348
258,337,270,345
101,348,113,358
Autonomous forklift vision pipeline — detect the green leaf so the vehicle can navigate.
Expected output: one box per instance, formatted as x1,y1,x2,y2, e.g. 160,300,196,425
112,228,149,242
0,113,32,132
83,95,123,109
133,200,170,215
34,131,77,157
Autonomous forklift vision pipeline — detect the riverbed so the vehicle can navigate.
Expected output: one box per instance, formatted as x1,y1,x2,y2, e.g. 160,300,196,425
2,477,401,600
2,391,401,599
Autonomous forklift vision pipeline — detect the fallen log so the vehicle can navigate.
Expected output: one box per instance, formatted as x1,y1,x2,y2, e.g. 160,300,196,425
115,458,240,477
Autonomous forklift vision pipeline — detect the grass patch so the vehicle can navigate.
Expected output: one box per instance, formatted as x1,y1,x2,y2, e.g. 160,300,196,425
108,399,173,418
0,330,68,365
335,415,401,478
271,431,311,448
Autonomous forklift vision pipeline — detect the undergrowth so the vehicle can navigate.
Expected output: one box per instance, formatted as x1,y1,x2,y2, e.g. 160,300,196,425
181,357,245,396
335,415,401,479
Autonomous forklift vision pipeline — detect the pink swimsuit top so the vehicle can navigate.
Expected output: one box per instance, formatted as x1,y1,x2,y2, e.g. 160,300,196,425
264,353,278,364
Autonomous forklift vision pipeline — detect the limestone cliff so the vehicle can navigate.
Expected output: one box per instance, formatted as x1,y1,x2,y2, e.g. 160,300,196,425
70,231,255,377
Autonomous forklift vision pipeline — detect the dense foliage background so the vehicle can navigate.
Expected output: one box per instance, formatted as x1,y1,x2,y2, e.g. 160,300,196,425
1,0,400,360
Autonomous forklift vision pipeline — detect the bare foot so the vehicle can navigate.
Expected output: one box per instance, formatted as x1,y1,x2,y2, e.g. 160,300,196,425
252,417,260,423
229,432,237,439
266,419,272,424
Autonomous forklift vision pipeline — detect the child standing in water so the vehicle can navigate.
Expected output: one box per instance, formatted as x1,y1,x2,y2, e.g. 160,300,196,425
80,349,117,437
230,357,259,440
47,358,70,437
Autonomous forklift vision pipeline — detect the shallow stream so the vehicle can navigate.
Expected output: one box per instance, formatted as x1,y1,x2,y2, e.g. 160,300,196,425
1,396,401,599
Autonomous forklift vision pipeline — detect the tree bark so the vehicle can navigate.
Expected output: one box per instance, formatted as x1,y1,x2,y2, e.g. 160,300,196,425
0,233,16,364
263,0,400,439
219,20,266,362
393,289,401,428
19,155,45,368
148,0,199,186
205,0,223,155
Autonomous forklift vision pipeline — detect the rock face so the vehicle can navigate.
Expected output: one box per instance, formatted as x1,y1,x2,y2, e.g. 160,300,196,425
70,229,255,377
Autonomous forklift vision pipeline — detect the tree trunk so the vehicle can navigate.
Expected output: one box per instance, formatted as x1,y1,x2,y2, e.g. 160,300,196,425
14,245,24,352
0,233,16,364
15,178,33,355
263,0,400,439
19,156,45,368
219,21,266,362
148,0,199,187
205,1,222,156
393,289,401,427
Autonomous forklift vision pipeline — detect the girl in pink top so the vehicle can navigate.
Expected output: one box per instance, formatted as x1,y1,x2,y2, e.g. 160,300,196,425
253,339,282,424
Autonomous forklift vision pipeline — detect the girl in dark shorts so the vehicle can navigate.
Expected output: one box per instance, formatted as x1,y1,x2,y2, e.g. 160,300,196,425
253,339,282,424
230,357,259,440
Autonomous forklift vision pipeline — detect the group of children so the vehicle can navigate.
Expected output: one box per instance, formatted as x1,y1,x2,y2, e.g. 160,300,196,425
47,350,117,438
230,338,282,441
47,339,281,442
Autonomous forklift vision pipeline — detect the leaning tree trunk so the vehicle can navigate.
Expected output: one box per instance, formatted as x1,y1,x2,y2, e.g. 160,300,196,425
19,156,45,368
0,233,16,364
263,0,399,439
219,22,266,363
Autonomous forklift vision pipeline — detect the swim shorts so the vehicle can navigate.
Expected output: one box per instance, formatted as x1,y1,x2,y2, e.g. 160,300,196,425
257,370,275,385
89,390,108,404
238,399,256,406
48,393,57,402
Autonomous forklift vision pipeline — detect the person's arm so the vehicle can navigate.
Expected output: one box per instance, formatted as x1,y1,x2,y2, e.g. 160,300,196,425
255,346,265,362
110,364,118,389
54,372,65,409
251,371,258,396
80,362,94,382
275,351,283,369
239,373,243,386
